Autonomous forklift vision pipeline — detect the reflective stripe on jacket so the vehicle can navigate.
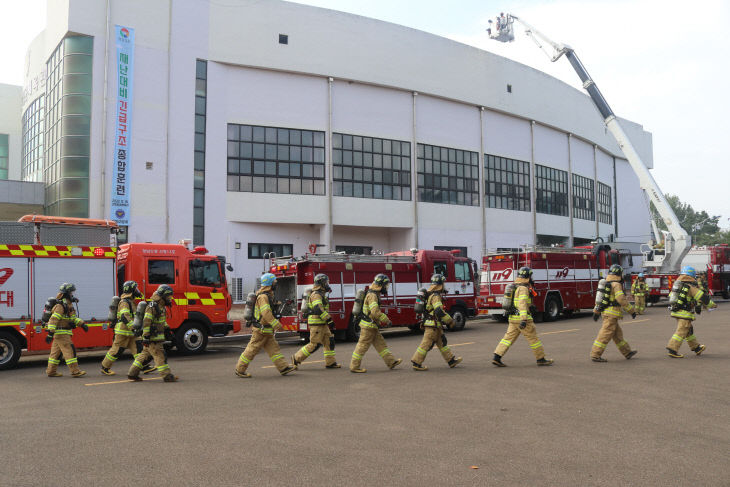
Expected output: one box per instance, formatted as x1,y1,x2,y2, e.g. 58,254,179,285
308,290,331,325
47,300,83,335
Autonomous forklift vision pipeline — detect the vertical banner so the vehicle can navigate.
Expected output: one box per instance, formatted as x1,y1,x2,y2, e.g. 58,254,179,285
110,25,135,226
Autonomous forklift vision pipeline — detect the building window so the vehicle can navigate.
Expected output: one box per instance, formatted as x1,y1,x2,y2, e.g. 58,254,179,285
279,34,288,44
597,181,612,224
417,143,479,206
248,243,293,259
332,133,411,201
194,59,207,245
484,154,530,211
434,245,468,257
535,164,568,216
572,173,595,221
21,95,45,182
43,35,93,217
0,134,8,180
227,124,326,195
335,245,373,255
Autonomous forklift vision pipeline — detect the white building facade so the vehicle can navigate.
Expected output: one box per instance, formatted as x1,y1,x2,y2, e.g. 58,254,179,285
22,0,653,293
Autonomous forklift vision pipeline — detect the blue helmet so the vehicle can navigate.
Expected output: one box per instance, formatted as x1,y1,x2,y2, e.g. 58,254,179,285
638,273,644,278
681,266,696,278
260,273,277,287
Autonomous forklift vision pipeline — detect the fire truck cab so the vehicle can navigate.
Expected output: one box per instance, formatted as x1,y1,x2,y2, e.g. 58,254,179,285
478,245,621,321
269,249,477,341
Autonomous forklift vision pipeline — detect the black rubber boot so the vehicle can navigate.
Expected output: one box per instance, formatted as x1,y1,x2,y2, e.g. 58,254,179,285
492,354,506,367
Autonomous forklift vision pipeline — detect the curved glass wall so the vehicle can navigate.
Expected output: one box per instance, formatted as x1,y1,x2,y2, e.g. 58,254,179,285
22,95,45,182
44,35,93,217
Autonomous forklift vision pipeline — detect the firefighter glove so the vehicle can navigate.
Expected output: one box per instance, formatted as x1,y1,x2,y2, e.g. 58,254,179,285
631,312,637,319
45,332,54,344
695,305,702,314
142,337,150,346
519,320,527,329
80,322,89,332
326,318,335,331
592,312,600,322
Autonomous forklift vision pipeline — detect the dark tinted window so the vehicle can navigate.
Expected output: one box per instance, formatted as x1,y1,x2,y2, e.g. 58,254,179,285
189,260,222,287
148,260,175,284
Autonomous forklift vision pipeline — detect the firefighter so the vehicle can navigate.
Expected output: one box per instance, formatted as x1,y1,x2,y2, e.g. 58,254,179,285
235,273,296,378
292,273,340,370
410,274,462,371
666,266,716,358
631,273,648,315
127,284,179,382
590,264,638,362
492,267,554,367
45,283,88,377
696,271,709,295
350,274,403,373
101,281,154,376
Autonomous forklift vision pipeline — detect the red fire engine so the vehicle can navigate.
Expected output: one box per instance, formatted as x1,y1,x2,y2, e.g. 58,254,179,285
0,216,239,370
478,245,622,321
642,244,730,302
268,249,478,340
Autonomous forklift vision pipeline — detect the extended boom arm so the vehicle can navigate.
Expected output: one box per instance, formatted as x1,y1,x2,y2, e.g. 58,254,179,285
490,14,690,272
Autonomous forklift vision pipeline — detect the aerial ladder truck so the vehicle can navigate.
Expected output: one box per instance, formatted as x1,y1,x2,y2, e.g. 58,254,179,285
487,14,691,298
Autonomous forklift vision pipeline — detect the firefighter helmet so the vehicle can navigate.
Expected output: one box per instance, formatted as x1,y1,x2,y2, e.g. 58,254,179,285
431,273,446,285
260,273,277,287
517,267,532,279
638,273,644,278
681,266,696,278
59,282,76,294
122,280,141,296
608,264,623,276
373,274,390,287
155,284,174,298
314,273,329,287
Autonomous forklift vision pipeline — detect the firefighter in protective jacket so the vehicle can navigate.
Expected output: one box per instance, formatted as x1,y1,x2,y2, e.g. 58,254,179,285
410,274,462,371
492,267,554,367
590,264,638,362
101,280,145,375
350,274,403,373
45,283,88,377
127,284,178,382
292,273,340,369
666,266,716,358
631,273,648,315
235,273,296,378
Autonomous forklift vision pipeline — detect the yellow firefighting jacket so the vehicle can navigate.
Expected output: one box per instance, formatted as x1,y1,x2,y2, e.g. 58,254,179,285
601,274,634,319
424,287,454,328
114,293,136,337
508,277,533,323
670,274,716,321
307,286,331,326
631,279,648,297
359,290,390,329
47,298,84,336
254,287,281,333
143,295,170,342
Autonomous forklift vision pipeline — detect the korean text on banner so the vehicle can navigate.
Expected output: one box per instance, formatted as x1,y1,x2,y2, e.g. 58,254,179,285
110,25,135,226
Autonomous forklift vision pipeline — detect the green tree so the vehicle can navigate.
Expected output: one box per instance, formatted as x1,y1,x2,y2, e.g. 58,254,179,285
650,194,721,243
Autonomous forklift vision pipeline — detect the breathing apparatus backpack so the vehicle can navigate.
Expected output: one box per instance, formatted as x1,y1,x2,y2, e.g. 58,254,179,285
300,286,314,319
414,288,429,314
107,296,121,328
668,280,692,312
242,293,257,326
501,283,517,314
40,297,59,328
351,289,366,317
594,279,612,312
132,301,148,335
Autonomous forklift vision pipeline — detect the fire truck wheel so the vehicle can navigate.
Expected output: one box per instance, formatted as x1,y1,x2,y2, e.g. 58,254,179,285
723,289,729,300
345,317,361,342
175,322,209,355
0,331,22,370
542,295,562,322
449,308,467,331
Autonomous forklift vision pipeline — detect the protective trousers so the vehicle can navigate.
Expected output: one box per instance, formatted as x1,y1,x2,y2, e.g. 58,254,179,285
128,342,171,378
591,316,632,359
634,295,646,314
46,334,81,375
350,325,397,370
236,328,289,374
494,320,545,360
101,334,138,369
293,325,336,366
667,318,700,352
411,327,454,365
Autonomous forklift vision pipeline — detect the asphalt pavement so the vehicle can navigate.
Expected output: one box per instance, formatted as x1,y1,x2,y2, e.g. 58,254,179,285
3,303,729,486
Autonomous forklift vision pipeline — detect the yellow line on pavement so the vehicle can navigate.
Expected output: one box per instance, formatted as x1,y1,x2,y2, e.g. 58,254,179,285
624,318,651,324
263,359,326,369
449,342,476,347
84,377,163,386
542,328,580,335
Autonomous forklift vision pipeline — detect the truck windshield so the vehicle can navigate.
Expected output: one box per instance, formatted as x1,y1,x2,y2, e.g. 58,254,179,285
189,260,222,287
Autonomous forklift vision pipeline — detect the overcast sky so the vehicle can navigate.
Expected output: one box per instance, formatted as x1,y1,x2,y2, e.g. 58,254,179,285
2,0,728,228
